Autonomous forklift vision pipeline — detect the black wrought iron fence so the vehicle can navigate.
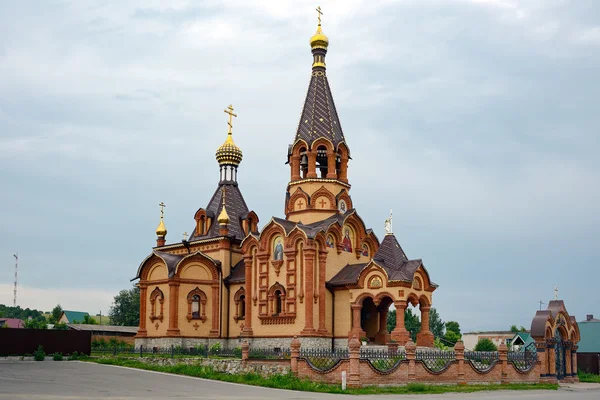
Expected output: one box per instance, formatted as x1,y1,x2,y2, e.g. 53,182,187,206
248,347,291,360
464,351,499,372
300,348,348,372
360,347,406,373
508,344,538,372
416,349,455,372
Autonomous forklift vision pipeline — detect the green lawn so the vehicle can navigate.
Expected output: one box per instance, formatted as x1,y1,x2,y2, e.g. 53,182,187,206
578,372,600,383
89,358,558,395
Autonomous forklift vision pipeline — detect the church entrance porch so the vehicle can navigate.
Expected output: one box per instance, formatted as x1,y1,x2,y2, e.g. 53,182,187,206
351,294,394,345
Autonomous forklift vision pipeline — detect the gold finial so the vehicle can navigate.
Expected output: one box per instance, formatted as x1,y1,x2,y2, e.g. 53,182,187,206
217,187,230,225
316,6,323,25
224,104,237,135
156,202,167,237
310,6,329,51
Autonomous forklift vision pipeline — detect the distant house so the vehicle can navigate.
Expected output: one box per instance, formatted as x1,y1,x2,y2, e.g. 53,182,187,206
578,314,600,374
462,331,517,350
509,332,535,351
58,311,90,324
67,324,138,345
0,318,24,329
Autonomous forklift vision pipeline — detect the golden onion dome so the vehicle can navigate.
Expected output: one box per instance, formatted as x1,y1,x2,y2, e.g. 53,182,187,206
217,204,230,225
156,218,167,237
215,132,243,166
310,24,329,49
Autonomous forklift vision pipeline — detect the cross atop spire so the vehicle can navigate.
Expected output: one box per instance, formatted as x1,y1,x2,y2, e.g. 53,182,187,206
316,6,323,25
224,104,237,135
159,202,166,219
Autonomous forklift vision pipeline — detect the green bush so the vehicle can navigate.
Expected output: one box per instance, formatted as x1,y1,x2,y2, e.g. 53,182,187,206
474,338,498,352
33,345,45,361
210,342,222,353
69,351,88,360
52,352,63,361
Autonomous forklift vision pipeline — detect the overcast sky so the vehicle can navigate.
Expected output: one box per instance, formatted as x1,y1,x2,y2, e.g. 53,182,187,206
1,0,598,331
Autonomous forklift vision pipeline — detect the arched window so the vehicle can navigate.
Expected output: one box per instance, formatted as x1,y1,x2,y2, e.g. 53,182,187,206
299,147,308,178
274,290,282,315
239,295,246,319
316,145,328,178
149,287,164,322
191,294,200,318
186,288,207,322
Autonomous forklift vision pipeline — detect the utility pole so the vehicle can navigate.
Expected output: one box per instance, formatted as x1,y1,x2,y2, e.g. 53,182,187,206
13,253,18,307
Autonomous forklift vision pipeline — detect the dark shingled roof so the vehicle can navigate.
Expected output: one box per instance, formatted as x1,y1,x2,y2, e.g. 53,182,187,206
328,233,436,287
226,259,245,284
189,183,250,241
293,69,346,149
373,234,408,271
154,251,184,278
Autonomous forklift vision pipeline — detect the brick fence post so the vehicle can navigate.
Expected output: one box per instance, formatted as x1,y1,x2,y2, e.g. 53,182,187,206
406,339,416,382
290,336,301,375
348,335,361,388
498,342,508,384
241,341,249,363
454,340,465,385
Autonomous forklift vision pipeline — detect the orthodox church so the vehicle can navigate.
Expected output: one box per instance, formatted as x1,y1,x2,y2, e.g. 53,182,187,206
133,14,438,349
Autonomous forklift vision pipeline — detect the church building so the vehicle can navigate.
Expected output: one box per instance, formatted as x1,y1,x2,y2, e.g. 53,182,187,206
133,13,438,349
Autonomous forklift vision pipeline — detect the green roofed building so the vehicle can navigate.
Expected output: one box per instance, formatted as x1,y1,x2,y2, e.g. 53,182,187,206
58,310,90,324
577,314,600,374
509,332,535,351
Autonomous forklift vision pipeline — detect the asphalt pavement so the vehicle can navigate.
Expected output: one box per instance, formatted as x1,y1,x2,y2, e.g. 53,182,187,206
0,360,599,400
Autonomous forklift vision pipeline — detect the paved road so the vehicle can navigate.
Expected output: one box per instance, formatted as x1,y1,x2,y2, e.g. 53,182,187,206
1,360,599,399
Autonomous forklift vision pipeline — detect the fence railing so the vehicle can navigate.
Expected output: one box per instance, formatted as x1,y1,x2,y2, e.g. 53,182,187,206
508,348,538,372
248,347,291,360
360,347,406,373
465,351,499,372
416,349,456,372
91,345,241,359
299,348,348,372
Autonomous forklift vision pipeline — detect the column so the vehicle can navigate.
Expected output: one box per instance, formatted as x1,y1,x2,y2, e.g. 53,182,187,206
339,156,349,183
348,336,361,388
455,341,466,384
290,155,301,181
499,342,508,384
306,150,317,179
406,340,416,382
572,345,579,381
290,336,301,375
416,305,434,347
166,281,180,336
548,340,557,379
375,307,390,344
391,300,410,345
326,151,337,179
137,285,148,337
242,255,253,336
210,283,219,336
301,247,316,333
350,303,365,339
317,252,327,333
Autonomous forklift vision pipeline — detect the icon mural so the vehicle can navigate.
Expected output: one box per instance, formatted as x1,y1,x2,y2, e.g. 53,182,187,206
273,237,283,261
342,228,353,253
326,235,335,248
361,244,369,257
338,199,347,214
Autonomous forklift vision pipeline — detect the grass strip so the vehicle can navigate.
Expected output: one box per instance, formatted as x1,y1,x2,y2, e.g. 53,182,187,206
578,372,600,383
89,357,558,395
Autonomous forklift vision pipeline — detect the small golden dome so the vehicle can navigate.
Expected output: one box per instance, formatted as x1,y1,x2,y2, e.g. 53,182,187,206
217,204,230,225
215,132,243,166
156,218,167,237
310,24,329,49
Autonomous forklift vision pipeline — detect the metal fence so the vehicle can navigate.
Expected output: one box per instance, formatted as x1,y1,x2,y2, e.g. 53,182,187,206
465,351,499,372
248,347,290,360
299,348,349,372
91,345,241,358
508,344,538,372
360,347,406,373
416,349,456,372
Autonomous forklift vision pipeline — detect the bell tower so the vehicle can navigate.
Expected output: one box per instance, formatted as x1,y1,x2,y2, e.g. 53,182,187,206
286,8,352,224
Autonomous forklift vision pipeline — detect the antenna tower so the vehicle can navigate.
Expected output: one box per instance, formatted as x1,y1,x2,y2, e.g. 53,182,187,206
13,253,18,307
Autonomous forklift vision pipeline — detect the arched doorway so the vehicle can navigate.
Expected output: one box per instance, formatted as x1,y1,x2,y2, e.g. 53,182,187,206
360,298,378,341
555,329,566,380
352,294,395,345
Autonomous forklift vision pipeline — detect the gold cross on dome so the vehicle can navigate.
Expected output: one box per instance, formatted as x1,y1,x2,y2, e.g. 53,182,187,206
224,104,237,134
316,6,323,25
159,202,166,218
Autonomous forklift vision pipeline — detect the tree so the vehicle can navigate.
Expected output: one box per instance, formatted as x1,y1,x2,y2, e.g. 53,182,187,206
49,304,63,324
109,286,140,326
429,308,445,338
387,308,421,341
82,315,97,325
24,318,47,329
443,321,462,345
474,338,498,352
445,321,461,336
510,325,527,333
53,322,68,330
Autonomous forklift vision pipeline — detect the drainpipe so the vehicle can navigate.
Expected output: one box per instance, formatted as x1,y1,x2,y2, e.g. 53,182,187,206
326,283,335,350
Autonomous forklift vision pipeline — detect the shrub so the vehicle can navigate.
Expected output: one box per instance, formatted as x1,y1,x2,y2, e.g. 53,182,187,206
474,338,498,352
210,342,222,354
69,351,88,360
52,352,63,361
33,345,45,361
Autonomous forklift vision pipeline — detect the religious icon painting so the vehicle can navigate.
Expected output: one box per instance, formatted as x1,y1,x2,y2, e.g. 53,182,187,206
361,243,369,257
338,199,347,214
342,227,353,253
273,237,284,261
326,235,335,248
